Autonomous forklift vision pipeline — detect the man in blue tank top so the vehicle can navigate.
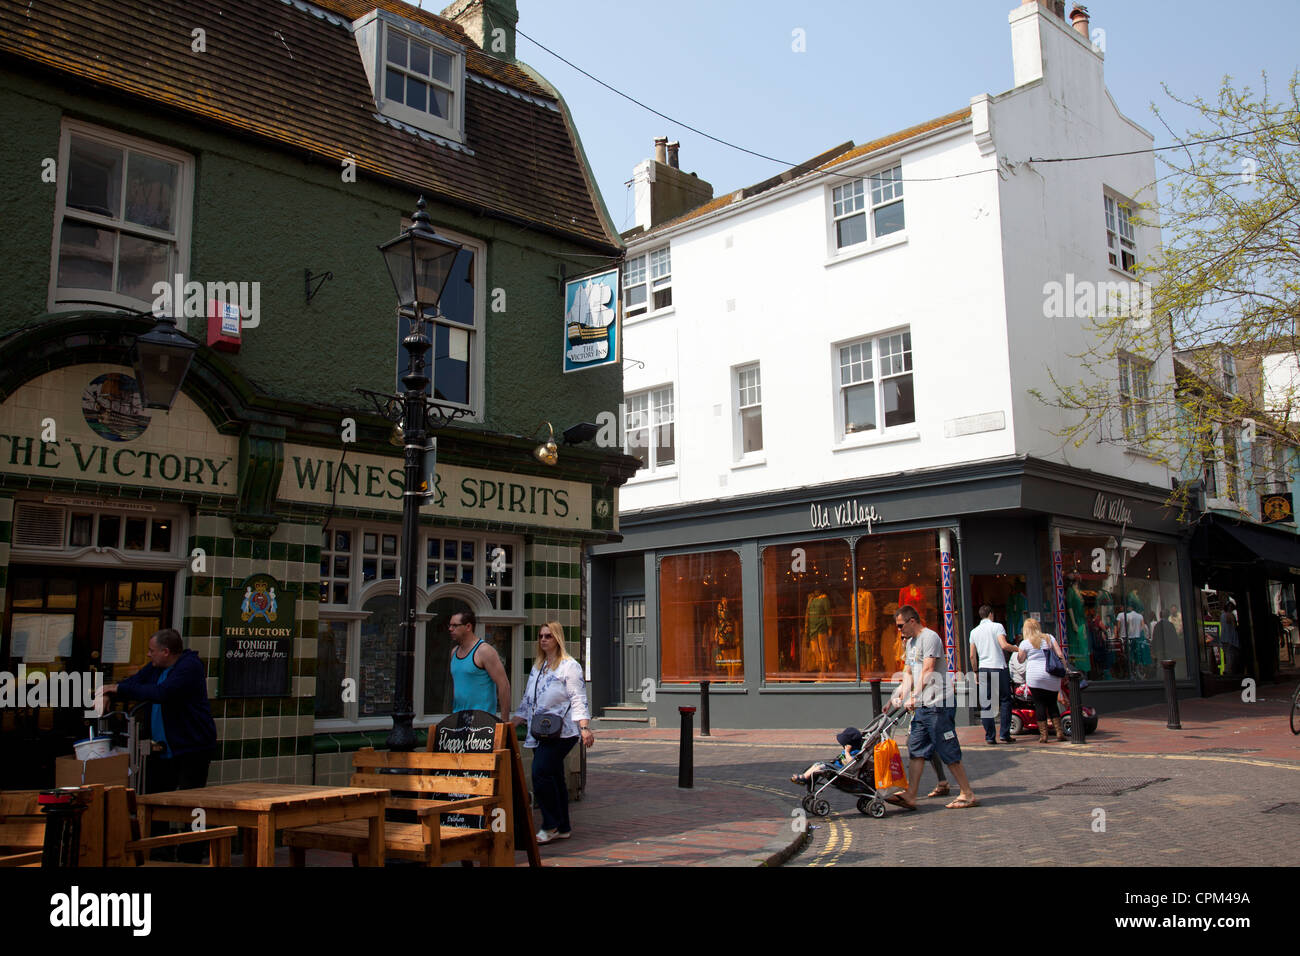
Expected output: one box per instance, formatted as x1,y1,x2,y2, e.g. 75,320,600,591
449,609,510,718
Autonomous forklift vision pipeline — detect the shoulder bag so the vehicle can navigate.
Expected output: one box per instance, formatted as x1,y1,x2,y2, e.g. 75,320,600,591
1042,637,1067,678
527,664,572,740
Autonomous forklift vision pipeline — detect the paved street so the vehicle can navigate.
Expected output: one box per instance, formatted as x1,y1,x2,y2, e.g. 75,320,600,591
580,690,1300,867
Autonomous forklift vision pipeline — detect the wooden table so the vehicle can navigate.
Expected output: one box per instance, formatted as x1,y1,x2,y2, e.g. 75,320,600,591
137,784,387,867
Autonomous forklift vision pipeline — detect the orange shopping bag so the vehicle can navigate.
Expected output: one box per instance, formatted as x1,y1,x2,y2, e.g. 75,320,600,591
874,738,908,791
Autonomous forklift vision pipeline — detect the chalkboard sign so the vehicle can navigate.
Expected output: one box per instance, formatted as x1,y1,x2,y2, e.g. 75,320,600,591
219,574,294,697
431,711,498,828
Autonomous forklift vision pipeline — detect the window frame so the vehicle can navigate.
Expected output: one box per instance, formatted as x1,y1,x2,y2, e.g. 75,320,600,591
834,328,915,440
733,363,764,460
47,120,194,316
625,384,676,474
1117,352,1152,441
1104,192,1138,274
830,163,905,253
356,9,467,144
623,245,672,319
315,521,523,728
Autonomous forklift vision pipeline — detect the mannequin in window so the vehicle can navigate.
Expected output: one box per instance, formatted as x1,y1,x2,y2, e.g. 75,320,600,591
713,597,737,671
855,587,878,673
1065,575,1088,670
805,590,832,675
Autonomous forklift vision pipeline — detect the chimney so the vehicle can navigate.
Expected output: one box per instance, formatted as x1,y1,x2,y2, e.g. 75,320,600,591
440,0,518,62
1069,5,1090,38
630,141,713,232
1020,0,1065,18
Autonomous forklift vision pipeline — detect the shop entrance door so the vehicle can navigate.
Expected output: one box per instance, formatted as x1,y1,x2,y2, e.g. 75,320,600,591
617,596,647,704
1,565,174,788
970,573,1030,650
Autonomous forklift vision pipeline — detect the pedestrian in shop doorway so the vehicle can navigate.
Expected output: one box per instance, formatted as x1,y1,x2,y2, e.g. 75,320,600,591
886,606,979,810
1219,599,1240,674
448,609,511,719
969,604,1015,744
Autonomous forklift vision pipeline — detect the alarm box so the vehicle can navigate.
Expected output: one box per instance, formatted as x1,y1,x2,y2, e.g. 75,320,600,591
207,299,242,352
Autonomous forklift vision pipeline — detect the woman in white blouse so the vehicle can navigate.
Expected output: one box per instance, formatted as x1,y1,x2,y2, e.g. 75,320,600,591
1016,618,1068,743
512,621,593,844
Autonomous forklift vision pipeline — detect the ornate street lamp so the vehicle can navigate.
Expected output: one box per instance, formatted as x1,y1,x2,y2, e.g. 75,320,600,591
361,197,463,751
130,314,199,410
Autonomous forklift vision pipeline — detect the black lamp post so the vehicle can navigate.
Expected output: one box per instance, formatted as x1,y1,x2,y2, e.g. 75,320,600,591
130,314,199,410
369,197,462,751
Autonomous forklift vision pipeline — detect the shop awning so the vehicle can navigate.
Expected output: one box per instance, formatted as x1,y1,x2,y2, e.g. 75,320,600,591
1192,515,1300,572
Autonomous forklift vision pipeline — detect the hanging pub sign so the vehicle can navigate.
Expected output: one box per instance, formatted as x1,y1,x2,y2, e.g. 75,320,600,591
563,268,619,373
219,573,294,697
1262,493,1293,525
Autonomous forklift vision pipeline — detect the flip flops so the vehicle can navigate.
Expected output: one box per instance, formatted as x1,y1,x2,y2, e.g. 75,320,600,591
885,794,918,812
945,796,981,809
926,784,950,798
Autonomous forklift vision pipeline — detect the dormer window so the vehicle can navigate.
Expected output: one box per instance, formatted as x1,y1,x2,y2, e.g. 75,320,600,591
354,10,466,143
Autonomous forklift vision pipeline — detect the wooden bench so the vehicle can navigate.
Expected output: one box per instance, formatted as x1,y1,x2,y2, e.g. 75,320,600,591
283,744,513,867
0,785,236,867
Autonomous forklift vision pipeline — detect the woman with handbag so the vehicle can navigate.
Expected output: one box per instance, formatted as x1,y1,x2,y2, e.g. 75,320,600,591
1016,618,1068,743
512,621,593,844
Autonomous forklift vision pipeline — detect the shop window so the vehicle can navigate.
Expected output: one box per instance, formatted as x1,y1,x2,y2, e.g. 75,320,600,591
855,531,945,679
484,541,515,611
358,593,399,716
762,539,854,682
315,619,350,720
660,550,743,683
1051,529,1187,682
320,528,352,605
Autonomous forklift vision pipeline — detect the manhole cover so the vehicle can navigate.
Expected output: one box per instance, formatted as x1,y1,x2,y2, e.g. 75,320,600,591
1262,803,1300,815
1190,747,1261,755
1041,777,1170,796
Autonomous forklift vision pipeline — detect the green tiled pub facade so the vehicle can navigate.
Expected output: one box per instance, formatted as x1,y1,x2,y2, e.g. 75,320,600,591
0,336,626,789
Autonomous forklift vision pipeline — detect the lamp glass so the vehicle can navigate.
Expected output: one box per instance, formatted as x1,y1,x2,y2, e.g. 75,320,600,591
131,317,198,411
381,230,461,315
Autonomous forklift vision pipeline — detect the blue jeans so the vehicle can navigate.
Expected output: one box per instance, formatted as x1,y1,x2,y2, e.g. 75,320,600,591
978,668,1012,741
532,736,577,832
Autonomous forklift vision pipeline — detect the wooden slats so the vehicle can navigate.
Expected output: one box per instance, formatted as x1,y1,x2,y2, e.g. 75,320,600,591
0,792,43,815
354,749,500,772
0,821,47,849
350,772,498,795
0,851,43,867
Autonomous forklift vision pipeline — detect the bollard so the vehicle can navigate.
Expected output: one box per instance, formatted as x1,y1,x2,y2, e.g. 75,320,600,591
39,788,92,868
700,680,711,737
1067,670,1086,745
870,679,883,719
1161,660,1182,729
678,706,696,789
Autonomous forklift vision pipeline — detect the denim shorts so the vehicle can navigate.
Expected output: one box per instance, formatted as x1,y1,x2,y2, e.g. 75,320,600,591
907,706,963,764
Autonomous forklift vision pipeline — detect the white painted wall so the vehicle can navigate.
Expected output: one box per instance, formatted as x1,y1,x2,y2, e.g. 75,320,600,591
620,2,1173,513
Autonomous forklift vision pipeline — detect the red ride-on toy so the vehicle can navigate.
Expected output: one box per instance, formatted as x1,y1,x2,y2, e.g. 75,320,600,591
1009,680,1098,737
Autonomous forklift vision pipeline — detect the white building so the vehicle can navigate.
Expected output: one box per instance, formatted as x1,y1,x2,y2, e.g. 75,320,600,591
589,0,1201,728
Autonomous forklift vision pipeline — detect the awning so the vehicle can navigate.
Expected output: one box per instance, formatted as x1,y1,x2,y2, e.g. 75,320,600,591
1190,514,1300,572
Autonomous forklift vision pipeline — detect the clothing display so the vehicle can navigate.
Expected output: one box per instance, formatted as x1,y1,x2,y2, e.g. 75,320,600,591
1006,590,1028,641
1065,582,1088,666
805,591,831,672
855,588,878,669
898,584,924,613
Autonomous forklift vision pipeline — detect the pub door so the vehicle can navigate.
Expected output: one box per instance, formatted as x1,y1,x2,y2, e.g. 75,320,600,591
1,565,174,788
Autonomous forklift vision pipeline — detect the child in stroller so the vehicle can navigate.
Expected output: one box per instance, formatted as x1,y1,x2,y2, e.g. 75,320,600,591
791,727,864,785
789,706,908,819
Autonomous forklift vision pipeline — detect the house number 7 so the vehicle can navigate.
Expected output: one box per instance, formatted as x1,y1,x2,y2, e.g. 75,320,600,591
994,552,1002,565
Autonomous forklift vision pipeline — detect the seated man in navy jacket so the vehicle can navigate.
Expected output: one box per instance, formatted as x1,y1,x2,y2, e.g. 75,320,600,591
103,628,218,795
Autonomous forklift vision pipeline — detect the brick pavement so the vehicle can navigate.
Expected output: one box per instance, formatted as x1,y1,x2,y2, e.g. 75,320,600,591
277,688,1300,866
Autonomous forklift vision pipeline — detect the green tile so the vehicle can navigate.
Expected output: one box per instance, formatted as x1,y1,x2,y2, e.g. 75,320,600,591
262,698,280,717
270,541,287,561
245,698,263,717
235,538,252,558
287,543,304,564
215,537,234,557
305,545,321,564
252,539,269,560
260,737,277,758
279,735,297,757
524,593,535,609
225,699,245,717
241,739,259,759
298,658,317,678
223,740,241,761
296,735,313,755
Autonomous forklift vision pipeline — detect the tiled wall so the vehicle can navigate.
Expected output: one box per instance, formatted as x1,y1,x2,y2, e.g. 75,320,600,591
524,536,582,666
184,512,322,785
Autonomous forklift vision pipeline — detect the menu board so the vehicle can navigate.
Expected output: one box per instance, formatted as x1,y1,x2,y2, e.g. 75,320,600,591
12,614,74,662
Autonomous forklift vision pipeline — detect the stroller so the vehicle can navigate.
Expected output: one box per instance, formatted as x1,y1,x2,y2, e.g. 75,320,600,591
797,705,909,819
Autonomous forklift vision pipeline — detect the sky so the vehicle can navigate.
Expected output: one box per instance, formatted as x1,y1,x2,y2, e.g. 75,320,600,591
500,0,1300,234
